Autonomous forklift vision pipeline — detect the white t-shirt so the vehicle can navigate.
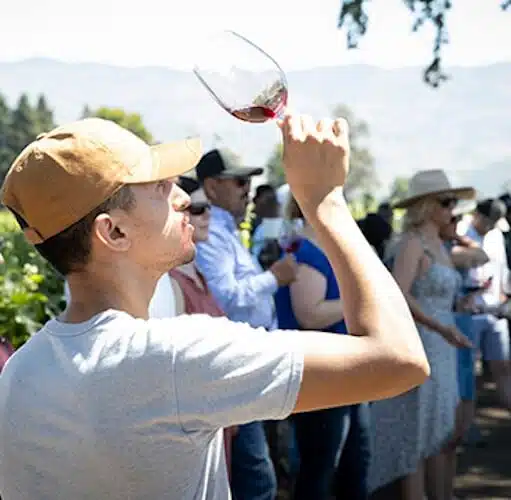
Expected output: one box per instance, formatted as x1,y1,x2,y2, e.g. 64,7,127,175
0,311,303,499
463,224,509,307
148,273,176,318
64,274,176,319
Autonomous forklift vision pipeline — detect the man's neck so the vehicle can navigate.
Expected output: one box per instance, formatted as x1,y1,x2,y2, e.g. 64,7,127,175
63,263,160,323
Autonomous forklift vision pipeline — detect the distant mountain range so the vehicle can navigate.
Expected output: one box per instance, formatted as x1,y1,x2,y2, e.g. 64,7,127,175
1,58,510,198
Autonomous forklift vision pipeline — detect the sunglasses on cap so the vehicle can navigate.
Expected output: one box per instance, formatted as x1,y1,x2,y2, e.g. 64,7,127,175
187,202,211,216
437,196,457,208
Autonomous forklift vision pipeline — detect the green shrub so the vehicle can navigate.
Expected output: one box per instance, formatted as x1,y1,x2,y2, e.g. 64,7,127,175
0,210,64,348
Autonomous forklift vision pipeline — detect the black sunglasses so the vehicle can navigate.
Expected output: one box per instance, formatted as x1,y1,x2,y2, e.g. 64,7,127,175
217,176,249,187
187,202,211,216
437,197,457,208
232,177,249,188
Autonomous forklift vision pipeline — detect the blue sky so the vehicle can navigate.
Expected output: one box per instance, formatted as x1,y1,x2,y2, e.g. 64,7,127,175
1,0,509,70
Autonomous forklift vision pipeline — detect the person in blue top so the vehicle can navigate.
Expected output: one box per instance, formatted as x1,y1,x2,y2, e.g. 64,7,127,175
275,195,370,500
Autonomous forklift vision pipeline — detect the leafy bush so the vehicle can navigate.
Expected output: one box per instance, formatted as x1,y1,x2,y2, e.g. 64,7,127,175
0,210,64,348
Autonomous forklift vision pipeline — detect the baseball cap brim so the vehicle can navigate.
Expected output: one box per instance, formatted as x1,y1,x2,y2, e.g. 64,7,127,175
215,166,263,179
128,137,202,183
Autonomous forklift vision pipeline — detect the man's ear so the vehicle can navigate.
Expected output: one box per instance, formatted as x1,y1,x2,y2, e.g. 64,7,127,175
93,213,132,252
202,178,217,202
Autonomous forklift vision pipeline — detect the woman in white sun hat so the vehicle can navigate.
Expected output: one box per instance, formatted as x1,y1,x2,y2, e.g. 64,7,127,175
368,169,475,500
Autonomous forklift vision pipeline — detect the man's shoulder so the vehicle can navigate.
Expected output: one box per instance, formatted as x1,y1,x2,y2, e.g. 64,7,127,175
195,222,236,261
0,313,239,382
201,219,230,240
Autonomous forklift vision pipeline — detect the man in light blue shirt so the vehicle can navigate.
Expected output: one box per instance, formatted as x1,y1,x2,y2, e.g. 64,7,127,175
195,149,297,500
195,149,297,330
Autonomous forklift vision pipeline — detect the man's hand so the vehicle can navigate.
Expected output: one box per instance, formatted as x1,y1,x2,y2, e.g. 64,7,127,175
278,113,350,212
270,254,298,287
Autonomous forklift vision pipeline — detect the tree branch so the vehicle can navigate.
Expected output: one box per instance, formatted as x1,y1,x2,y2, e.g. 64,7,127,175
338,0,509,88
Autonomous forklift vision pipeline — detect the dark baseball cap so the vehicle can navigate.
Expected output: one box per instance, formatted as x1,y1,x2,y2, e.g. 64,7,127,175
476,198,506,223
195,149,263,184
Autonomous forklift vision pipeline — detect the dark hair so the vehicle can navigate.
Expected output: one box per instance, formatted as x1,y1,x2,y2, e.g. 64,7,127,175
358,213,392,259
476,198,506,223
14,185,136,276
254,184,275,202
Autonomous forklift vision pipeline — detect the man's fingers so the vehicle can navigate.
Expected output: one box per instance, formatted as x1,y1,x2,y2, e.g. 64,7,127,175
333,117,349,139
316,119,335,139
300,114,317,138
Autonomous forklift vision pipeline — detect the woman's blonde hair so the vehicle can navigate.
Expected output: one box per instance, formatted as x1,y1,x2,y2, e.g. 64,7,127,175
284,194,304,221
402,196,439,232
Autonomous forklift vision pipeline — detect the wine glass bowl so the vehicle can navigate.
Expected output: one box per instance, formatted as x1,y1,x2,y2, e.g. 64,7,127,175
193,30,288,123
278,219,303,253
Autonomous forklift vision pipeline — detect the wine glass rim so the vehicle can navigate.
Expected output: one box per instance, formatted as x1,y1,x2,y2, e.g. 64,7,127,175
205,29,288,82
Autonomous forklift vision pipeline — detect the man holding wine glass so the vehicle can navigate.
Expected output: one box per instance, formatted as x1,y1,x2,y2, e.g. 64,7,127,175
0,114,429,500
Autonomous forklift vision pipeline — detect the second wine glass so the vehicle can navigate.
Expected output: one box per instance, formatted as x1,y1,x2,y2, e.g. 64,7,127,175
193,30,288,124
279,219,303,253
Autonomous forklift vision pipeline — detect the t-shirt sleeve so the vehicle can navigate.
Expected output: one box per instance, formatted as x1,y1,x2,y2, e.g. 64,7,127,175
154,315,304,432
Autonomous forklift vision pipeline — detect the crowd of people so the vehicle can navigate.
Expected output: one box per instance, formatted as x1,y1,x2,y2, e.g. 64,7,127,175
0,114,509,500
248,169,511,500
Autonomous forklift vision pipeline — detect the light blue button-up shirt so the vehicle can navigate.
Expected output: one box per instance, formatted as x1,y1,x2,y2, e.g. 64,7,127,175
196,206,278,330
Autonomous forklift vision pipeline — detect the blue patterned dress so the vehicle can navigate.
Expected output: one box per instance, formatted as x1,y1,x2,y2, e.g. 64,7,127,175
368,242,460,492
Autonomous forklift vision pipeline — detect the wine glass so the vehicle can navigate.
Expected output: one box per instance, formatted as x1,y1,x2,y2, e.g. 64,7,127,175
193,30,288,124
279,219,303,253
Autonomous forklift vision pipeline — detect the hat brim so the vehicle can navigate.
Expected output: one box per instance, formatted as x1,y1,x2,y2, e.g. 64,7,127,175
393,187,476,210
126,137,203,184
216,166,264,179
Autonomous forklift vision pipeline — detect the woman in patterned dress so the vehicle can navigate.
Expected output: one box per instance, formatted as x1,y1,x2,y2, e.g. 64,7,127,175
369,170,475,500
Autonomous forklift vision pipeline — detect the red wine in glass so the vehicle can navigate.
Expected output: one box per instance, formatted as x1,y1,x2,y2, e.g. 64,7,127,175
231,105,276,123
230,86,288,123
279,219,302,253
193,30,289,124
283,238,301,253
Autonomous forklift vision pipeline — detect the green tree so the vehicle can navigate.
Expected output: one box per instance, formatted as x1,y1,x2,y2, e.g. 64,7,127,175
88,107,153,143
362,191,376,213
264,105,376,197
0,94,13,179
338,0,511,87
34,94,56,133
80,105,92,119
8,94,37,157
0,93,60,183
389,176,410,204
331,104,376,201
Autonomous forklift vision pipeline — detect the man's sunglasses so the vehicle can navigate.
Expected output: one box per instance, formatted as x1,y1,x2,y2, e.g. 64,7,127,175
217,176,250,188
437,197,457,208
187,202,211,216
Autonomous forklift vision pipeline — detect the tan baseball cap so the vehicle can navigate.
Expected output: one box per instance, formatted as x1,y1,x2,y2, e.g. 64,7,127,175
0,118,202,244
